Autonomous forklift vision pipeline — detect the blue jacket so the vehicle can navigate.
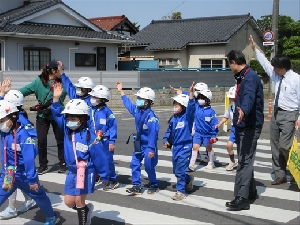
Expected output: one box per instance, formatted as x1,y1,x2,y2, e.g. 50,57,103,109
194,105,219,138
89,105,117,145
163,99,195,145
1,126,38,185
51,102,108,176
121,95,160,152
233,66,264,128
61,73,92,106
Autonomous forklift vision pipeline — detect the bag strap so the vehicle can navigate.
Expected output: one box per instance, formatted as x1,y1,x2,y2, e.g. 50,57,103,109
3,130,18,170
71,132,79,166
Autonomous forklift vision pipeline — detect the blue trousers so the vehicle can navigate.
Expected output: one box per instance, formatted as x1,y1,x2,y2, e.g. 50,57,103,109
130,145,158,186
173,143,192,193
0,171,54,217
101,140,117,182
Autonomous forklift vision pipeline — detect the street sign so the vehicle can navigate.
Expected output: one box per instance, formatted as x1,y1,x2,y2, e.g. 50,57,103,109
263,42,275,46
263,30,275,41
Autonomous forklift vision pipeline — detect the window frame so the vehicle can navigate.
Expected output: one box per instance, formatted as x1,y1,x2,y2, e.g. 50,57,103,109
75,53,97,67
23,47,51,71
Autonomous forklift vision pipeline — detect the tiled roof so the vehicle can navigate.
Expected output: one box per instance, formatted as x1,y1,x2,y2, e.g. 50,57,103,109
0,0,133,42
2,23,130,40
131,14,257,50
89,15,127,31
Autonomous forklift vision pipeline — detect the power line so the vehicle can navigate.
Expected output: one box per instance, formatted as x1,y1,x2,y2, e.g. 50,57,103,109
162,0,188,19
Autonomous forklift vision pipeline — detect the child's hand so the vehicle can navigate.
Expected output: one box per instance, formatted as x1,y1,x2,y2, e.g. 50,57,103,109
53,83,63,101
189,81,195,93
116,81,123,92
215,123,221,129
29,183,39,192
0,77,12,96
163,142,170,149
148,152,155,158
169,85,182,95
109,144,115,151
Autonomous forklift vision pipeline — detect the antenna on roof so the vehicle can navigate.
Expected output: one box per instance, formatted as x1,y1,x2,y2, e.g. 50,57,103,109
161,0,188,20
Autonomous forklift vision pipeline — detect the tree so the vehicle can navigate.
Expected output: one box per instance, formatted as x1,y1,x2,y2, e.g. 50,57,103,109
256,15,300,60
132,22,140,30
171,12,182,20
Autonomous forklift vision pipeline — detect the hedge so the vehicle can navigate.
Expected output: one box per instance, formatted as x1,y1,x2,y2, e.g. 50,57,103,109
250,59,300,75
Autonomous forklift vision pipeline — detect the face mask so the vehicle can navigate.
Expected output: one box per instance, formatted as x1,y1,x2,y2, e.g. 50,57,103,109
136,99,145,107
198,99,206,106
0,120,11,133
76,88,84,96
90,98,98,106
66,121,80,130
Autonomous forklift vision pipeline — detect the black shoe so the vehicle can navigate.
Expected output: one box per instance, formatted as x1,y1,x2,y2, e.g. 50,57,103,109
58,163,67,173
95,175,101,185
225,197,238,207
37,166,48,175
147,185,159,194
126,185,142,195
248,190,259,200
226,196,250,210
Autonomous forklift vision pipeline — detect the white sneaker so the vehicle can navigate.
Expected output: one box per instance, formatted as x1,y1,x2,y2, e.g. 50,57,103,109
188,164,195,172
226,161,238,171
17,199,36,212
0,207,17,219
86,203,94,225
205,162,215,170
171,191,186,201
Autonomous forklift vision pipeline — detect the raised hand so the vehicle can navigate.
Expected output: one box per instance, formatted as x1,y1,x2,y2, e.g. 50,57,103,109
0,77,12,97
116,81,125,96
249,35,256,50
53,82,63,101
169,84,182,95
189,81,195,98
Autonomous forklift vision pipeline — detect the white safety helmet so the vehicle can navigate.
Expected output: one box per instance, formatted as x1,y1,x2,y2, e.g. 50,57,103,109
0,100,19,120
88,85,110,100
74,77,94,89
61,99,89,115
4,90,24,106
194,82,208,97
172,94,189,107
228,86,236,98
134,87,155,102
200,89,213,101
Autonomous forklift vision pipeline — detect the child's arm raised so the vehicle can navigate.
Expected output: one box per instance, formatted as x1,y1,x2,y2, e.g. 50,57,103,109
116,81,136,116
51,83,66,131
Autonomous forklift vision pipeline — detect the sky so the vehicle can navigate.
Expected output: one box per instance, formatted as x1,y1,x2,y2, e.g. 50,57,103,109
64,0,299,30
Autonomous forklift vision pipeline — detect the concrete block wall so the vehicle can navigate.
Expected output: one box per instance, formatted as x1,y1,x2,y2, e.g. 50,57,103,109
21,76,271,111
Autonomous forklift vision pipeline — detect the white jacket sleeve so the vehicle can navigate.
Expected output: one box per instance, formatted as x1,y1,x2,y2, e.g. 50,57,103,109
254,49,277,82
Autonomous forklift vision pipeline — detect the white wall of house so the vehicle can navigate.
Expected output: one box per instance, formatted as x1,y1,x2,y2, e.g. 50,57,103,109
1,37,118,71
130,47,154,59
29,8,85,27
187,44,226,68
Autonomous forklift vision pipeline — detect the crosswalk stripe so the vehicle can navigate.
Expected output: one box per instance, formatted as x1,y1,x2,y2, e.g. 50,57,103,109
216,136,271,144
157,150,273,169
0,217,43,225
36,172,300,223
113,154,283,181
15,190,211,225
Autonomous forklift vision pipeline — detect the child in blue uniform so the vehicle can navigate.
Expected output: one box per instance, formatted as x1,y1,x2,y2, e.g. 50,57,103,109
51,83,108,225
163,83,195,200
116,81,160,195
0,100,58,225
0,84,37,219
88,85,118,191
216,86,238,171
59,64,94,106
189,89,219,170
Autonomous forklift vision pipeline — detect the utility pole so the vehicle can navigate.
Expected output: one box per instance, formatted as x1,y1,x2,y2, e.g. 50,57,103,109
270,0,279,95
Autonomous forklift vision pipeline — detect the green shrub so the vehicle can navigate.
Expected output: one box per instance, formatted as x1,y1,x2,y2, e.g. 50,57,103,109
250,59,267,77
291,60,300,74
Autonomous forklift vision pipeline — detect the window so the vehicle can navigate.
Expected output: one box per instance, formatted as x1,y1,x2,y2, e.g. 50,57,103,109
75,53,96,66
200,59,224,68
23,47,51,70
96,47,106,71
158,58,178,66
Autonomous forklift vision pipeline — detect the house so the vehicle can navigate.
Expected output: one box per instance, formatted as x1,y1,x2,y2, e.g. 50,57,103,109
0,0,133,71
130,14,264,69
89,15,139,57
